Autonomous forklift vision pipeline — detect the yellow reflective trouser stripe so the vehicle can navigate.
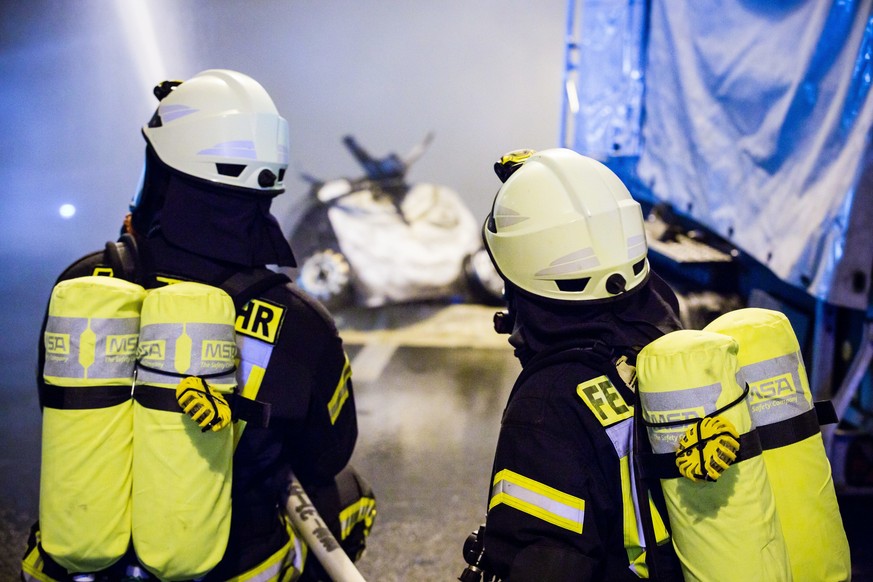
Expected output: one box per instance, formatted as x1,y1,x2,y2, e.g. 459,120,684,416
21,543,58,582
328,353,352,425
227,514,306,582
489,469,585,533
339,496,377,540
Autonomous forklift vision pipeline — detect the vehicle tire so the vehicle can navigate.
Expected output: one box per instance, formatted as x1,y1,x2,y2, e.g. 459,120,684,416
463,249,505,306
296,249,353,312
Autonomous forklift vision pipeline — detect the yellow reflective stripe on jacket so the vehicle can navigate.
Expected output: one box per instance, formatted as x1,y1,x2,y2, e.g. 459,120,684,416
233,333,274,449
489,469,585,533
328,353,352,425
339,495,377,540
621,455,646,577
621,454,670,579
227,514,306,582
233,362,267,450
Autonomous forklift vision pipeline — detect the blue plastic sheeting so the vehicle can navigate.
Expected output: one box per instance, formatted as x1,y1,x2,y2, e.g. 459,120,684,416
634,0,873,309
566,0,873,309
564,0,648,158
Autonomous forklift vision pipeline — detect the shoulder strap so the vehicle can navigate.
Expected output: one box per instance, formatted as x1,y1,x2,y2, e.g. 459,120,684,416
518,341,612,382
219,269,291,311
103,234,141,283
218,268,290,429
102,235,291,307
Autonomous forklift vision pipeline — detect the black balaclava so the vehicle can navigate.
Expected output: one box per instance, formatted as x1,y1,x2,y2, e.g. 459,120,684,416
506,271,683,367
130,144,296,268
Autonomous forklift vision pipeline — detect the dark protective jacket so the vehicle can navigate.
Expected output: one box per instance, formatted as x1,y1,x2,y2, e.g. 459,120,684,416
482,273,685,582
26,233,358,580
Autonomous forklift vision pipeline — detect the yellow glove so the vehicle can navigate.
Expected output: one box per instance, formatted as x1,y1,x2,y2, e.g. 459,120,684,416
675,416,740,482
175,376,232,432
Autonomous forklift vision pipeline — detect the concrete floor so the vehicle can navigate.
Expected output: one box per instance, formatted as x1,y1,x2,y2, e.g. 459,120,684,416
1,298,872,581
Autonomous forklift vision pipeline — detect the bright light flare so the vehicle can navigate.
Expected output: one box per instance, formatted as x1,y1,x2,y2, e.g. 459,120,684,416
59,204,76,219
113,0,173,110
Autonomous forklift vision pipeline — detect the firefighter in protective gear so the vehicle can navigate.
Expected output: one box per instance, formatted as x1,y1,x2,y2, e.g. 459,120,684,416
22,70,375,582
476,148,684,581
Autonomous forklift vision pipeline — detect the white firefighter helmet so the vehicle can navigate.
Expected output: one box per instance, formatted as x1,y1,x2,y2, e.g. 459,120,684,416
483,148,649,302
141,69,289,193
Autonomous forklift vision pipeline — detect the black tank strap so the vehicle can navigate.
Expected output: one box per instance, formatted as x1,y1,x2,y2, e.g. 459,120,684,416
815,399,838,425
638,429,764,481
41,384,132,410
132,384,180,413
639,393,837,478
753,400,837,450
132,384,271,428
227,393,272,427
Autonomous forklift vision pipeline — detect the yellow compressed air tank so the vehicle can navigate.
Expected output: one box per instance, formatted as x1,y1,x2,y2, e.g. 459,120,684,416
636,330,791,582
705,308,851,581
132,282,237,581
40,276,146,573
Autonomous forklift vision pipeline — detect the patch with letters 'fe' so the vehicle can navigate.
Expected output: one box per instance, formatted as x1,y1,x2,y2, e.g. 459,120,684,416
576,375,633,427
235,298,286,344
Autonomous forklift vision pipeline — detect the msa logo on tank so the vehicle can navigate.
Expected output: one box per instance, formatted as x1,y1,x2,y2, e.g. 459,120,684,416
106,334,139,358
45,331,138,361
740,352,806,422
641,383,721,451
44,318,140,377
138,340,166,361
749,374,796,403
44,333,70,356
576,376,633,427
646,406,707,426
235,298,285,344
202,340,237,361
743,354,803,406
137,326,237,373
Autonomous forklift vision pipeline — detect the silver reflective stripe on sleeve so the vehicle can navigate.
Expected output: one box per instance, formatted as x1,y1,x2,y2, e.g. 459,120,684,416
489,469,585,533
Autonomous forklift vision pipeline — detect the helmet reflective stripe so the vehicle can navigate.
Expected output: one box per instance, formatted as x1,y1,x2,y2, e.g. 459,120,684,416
534,248,599,278
159,104,198,123
142,69,290,193
484,148,649,302
198,140,259,159
627,234,646,259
